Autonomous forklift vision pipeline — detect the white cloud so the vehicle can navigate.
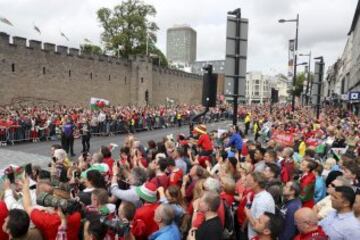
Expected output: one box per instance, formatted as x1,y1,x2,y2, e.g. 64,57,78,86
0,0,357,75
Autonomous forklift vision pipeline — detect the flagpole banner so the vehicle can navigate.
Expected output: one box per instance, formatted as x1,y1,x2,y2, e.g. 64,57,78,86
90,97,110,110
34,25,41,34
60,32,69,41
0,17,13,26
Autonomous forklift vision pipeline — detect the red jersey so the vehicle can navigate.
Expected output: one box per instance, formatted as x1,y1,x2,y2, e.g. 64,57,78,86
237,189,255,225
281,159,295,183
169,168,183,186
299,172,316,208
31,209,81,240
294,226,328,240
220,192,235,206
132,203,159,240
103,157,115,176
198,134,213,151
150,174,169,189
0,201,9,239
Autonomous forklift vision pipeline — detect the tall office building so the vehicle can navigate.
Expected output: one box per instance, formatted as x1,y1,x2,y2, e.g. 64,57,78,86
166,25,197,66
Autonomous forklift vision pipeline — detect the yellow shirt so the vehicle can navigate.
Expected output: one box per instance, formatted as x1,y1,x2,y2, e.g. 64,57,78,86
253,122,259,133
299,141,306,157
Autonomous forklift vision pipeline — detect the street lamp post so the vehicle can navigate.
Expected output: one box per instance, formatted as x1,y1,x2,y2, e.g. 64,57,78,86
299,51,311,105
279,14,299,112
314,56,324,120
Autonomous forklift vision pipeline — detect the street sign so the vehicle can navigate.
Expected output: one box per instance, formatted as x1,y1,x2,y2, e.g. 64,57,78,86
224,16,248,100
311,62,321,105
349,92,360,101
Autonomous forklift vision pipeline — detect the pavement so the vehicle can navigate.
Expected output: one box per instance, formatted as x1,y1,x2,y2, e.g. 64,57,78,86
0,120,233,169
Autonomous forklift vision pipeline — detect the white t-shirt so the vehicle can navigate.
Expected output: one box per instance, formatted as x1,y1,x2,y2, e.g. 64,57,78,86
248,190,275,239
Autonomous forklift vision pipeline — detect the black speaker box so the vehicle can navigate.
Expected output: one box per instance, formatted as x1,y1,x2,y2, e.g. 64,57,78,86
202,73,218,107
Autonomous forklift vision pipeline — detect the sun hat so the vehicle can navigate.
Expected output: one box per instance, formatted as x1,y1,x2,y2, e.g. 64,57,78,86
135,182,158,203
193,124,207,135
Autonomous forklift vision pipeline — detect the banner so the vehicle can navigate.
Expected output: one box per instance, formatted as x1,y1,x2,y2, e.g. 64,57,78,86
271,130,294,146
90,97,110,110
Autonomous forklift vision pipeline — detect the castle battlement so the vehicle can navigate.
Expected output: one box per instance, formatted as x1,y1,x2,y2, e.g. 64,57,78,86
0,31,202,79
0,31,202,107
0,32,132,65
29,40,42,50
13,36,27,47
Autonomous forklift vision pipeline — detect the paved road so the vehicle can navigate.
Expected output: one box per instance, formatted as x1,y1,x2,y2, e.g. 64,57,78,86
0,120,233,169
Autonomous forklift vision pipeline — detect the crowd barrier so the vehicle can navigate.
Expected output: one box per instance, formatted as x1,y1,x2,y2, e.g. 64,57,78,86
0,111,232,146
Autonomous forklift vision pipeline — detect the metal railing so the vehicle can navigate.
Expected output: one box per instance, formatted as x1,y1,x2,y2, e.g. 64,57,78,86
0,111,232,146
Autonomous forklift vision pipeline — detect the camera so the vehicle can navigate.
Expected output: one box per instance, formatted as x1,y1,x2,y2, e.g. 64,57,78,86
5,168,15,184
73,170,80,179
100,216,130,237
37,192,81,214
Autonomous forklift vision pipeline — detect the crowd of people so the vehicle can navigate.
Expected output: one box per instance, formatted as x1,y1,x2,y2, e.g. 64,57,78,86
0,104,232,148
0,104,360,240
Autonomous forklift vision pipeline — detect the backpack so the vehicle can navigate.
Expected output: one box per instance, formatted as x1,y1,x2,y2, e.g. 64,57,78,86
222,200,235,240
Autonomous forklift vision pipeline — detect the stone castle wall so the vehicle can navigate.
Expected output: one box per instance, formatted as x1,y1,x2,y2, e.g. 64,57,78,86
0,32,202,107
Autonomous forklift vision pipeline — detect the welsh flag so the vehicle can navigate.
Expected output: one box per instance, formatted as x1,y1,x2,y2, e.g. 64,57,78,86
90,97,110,110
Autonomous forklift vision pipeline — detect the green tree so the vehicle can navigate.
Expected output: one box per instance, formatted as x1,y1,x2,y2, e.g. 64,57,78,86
80,44,103,55
97,0,166,66
149,42,168,67
290,72,306,97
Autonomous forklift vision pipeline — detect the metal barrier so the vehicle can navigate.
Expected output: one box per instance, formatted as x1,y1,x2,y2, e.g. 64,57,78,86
0,112,231,146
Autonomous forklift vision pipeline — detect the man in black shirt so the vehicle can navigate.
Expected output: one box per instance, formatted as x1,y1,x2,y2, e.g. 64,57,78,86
188,192,223,240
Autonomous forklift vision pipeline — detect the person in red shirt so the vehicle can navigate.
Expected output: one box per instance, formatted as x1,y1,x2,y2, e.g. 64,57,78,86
192,124,213,156
101,145,115,176
132,182,160,240
0,201,9,239
294,207,328,240
22,176,82,240
299,160,317,208
280,147,295,183
167,158,183,187
150,157,169,189
220,176,236,206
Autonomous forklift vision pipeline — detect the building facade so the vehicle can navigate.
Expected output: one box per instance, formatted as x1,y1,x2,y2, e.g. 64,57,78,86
272,74,289,103
166,25,197,66
245,72,272,104
323,0,358,110
348,1,360,93
0,32,202,107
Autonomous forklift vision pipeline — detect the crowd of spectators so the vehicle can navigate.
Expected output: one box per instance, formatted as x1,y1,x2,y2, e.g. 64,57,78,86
0,104,232,146
0,104,359,240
